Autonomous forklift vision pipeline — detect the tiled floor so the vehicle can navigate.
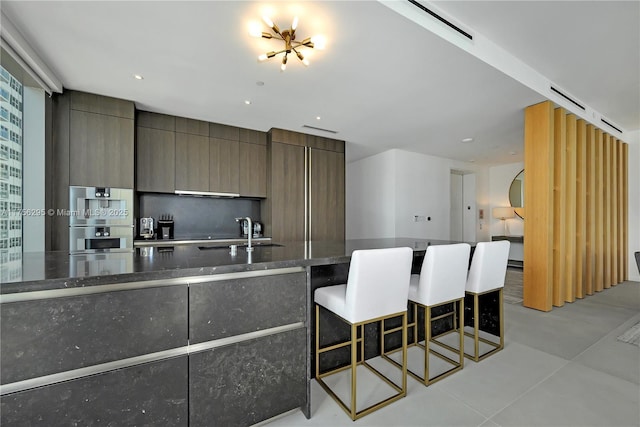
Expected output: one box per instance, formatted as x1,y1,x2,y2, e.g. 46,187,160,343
264,281,640,427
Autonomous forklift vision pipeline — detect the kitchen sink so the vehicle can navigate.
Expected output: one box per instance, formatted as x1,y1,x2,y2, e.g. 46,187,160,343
198,243,284,250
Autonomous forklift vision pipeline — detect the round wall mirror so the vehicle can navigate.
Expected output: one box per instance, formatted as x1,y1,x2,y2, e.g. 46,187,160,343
509,170,524,219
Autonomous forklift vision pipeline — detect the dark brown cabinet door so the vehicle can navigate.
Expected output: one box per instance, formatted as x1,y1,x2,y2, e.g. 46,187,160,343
69,110,134,188
270,142,305,242
175,133,209,192
136,127,175,193
209,137,239,194
310,148,345,240
239,142,266,197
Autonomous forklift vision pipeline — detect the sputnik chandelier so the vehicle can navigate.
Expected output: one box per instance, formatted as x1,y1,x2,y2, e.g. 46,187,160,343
251,15,325,71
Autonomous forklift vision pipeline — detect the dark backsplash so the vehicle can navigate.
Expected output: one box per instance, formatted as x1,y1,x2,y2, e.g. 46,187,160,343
138,193,262,239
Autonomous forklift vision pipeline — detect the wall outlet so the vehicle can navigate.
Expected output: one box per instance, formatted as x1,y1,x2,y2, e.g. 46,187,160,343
414,215,427,222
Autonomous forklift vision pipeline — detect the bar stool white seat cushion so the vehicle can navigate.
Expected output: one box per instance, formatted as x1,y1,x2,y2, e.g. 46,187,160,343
315,247,413,324
408,243,471,306
466,241,510,294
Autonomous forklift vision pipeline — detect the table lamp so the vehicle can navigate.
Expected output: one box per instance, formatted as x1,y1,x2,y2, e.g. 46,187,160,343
493,207,515,236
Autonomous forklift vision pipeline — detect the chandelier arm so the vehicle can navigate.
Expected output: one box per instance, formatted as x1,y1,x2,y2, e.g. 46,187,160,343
291,41,314,49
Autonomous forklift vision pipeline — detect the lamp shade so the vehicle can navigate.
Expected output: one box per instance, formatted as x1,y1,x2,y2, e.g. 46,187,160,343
492,207,515,219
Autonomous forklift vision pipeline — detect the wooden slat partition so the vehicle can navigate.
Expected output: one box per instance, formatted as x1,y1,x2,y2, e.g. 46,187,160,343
617,140,625,282
603,134,612,288
523,101,555,312
575,120,587,298
585,125,596,295
623,143,629,280
611,135,619,285
552,108,567,307
594,129,604,292
522,101,629,310
564,114,577,302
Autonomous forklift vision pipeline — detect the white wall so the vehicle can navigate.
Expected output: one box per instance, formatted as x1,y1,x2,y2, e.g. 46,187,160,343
627,130,639,282
450,173,463,240
346,149,486,240
463,173,477,242
345,150,397,239
22,86,45,252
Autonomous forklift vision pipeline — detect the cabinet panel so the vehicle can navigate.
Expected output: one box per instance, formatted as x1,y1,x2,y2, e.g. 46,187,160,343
70,91,134,119
137,111,176,131
209,137,239,193
175,133,210,192
1,286,188,384
239,128,267,145
189,328,306,427
269,142,305,241
1,356,188,426
136,127,176,193
270,128,306,147
239,142,267,197
210,123,239,140
69,110,134,188
176,117,209,136
310,149,345,240
189,272,306,344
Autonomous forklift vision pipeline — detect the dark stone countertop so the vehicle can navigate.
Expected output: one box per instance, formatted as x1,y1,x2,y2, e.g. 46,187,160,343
1,238,474,294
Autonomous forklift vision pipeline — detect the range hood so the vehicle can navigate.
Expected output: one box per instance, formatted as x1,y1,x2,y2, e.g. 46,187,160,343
174,190,239,198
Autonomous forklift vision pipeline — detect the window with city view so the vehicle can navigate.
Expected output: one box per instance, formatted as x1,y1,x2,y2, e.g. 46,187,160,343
0,64,23,280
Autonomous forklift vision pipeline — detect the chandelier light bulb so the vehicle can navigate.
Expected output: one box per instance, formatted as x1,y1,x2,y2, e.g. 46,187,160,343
258,53,268,61
248,23,262,38
262,15,274,28
292,16,298,30
311,35,326,50
302,58,310,66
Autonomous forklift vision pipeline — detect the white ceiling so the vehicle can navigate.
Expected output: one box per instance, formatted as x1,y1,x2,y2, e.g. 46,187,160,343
2,1,637,165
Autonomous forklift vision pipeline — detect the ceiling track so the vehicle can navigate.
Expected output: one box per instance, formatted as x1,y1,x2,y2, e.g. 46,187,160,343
600,118,622,133
406,0,473,40
302,125,338,134
550,86,585,111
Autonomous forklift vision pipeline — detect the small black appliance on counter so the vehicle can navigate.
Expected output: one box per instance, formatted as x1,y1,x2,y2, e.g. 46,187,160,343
157,214,174,240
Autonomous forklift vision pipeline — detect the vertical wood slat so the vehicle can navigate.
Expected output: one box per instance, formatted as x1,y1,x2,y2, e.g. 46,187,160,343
585,125,596,295
603,134,612,288
564,114,577,302
552,108,567,307
523,101,555,312
616,140,624,282
612,134,618,285
594,129,604,292
623,143,628,280
575,120,587,298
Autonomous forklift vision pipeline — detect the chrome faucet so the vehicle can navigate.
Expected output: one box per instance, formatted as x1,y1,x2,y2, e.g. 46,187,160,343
235,216,253,251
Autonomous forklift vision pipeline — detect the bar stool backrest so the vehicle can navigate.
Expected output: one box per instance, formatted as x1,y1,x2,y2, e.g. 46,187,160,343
415,243,471,306
466,241,510,294
344,247,413,323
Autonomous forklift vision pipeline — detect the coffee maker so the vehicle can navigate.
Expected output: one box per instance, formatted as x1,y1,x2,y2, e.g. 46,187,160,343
140,217,154,239
157,214,174,240
252,221,263,238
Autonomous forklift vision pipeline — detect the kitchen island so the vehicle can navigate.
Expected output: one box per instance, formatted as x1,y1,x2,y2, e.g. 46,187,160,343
0,238,475,426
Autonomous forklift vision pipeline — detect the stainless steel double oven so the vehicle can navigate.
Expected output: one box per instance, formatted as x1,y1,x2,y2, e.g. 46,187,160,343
69,186,134,254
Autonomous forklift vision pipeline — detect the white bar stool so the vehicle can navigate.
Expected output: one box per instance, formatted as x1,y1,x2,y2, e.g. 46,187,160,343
314,247,413,421
465,240,510,361
406,243,470,386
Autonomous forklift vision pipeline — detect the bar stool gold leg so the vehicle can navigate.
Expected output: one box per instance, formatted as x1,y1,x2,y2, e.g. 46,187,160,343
474,293,480,362
459,298,465,367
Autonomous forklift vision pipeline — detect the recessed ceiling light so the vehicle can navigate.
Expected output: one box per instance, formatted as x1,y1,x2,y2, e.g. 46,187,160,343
256,81,265,86
461,137,473,143
134,74,144,80
244,100,251,105
316,116,321,120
